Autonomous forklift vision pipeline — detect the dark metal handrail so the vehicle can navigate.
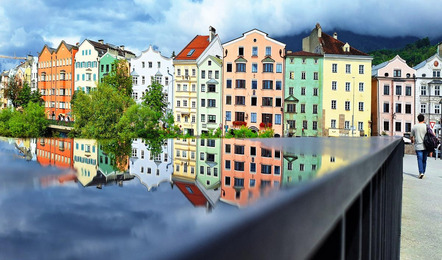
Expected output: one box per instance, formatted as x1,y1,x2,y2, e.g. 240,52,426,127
170,137,403,260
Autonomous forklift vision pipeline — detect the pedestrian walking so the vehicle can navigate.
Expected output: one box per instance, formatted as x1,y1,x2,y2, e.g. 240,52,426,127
411,114,428,179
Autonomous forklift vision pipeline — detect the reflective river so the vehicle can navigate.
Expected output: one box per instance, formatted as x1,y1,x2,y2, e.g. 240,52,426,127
0,136,387,259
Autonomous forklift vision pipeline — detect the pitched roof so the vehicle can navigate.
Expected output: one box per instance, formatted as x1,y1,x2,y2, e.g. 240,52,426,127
320,32,368,56
87,39,136,58
286,51,322,57
174,35,210,61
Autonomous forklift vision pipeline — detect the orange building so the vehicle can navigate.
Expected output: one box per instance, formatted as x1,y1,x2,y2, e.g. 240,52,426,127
220,139,282,207
38,41,78,120
222,29,286,136
36,138,74,169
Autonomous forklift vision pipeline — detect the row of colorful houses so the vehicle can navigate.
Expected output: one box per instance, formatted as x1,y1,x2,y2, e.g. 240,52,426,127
1,23,442,137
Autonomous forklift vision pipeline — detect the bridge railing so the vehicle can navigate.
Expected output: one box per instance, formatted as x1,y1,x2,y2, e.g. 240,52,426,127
172,137,404,260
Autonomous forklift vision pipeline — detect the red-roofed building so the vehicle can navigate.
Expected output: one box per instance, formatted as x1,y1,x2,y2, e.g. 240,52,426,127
302,24,373,137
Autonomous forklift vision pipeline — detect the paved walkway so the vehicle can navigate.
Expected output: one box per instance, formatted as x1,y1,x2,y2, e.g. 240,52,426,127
401,154,442,260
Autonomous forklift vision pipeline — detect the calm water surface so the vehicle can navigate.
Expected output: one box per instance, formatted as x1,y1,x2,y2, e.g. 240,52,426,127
0,136,383,259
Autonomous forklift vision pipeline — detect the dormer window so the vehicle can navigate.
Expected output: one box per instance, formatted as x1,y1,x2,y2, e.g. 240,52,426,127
343,43,350,52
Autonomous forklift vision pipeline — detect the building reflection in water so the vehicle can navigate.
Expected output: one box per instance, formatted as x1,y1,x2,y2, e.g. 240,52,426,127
130,138,173,191
15,137,348,209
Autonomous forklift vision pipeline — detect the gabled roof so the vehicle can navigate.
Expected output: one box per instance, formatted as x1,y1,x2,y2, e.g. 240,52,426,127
38,44,56,57
286,51,322,57
175,35,210,61
56,40,78,53
222,28,286,47
414,53,442,70
372,55,411,76
320,32,368,56
285,95,299,102
84,39,136,58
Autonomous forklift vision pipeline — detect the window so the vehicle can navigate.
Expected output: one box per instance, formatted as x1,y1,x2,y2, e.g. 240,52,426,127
358,102,364,111
208,115,216,123
235,96,245,105
384,121,389,131
300,104,305,113
395,122,401,132
359,65,364,74
435,104,441,114
393,69,401,77
301,71,306,80
251,112,257,123
250,146,256,156
384,85,390,95
276,63,282,73
301,87,306,95
383,103,389,113
289,71,294,79
303,120,308,130
275,114,281,125
433,70,441,78
236,80,246,88
234,145,245,155
235,112,245,122
287,104,296,113
261,165,272,174
275,81,282,90
251,97,257,106
405,123,412,132
226,63,232,72
262,113,272,124
208,99,216,107
406,85,412,96
226,111,231,121
225,144,231,153
345,64,351,74
238,46,244,56
263,80,273,89
345,82,351,92
234,161,245,171
252,46,258,56
313,72,318,80
313,88,318,96
405,104,412,114
332,64,337,73
252,63,258,73
331,100,337,109
215,71,219,79
395,85,402,95
263,63,273,72
396,103,402,113
421,85,427,95
225,95,232,105
435,85,440,96
287,120,295,129
332,81,337,90
359,83,364,92
421,104,426,114
261,148,272,157
225,160,231,170
313,121,318,130
289,87,294,95
236,63,246,72
201,114,205,122
275,98,281,107
331,119,336,128
201,99,206,107
250,80,258,90
345,121,350,129
313,104,318,114
225,176,231,185
265,46,271,56
262,97,273,106
226,79,232,89
358,122,363,131
345,101,350,111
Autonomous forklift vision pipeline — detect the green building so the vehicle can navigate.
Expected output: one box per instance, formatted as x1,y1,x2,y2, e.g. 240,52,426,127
284,51,323,137
282,152,321,187
196,138,221,190
197,55,223,136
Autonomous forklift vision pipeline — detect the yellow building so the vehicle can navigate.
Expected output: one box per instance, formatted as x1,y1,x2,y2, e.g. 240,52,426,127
303,24,372,136
172,138,197,182
73,139,98,186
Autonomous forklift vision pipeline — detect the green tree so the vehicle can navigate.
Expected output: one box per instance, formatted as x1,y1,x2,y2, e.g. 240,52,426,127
142,80,167,124
116,104,159,139
102,59,133,98
8,102,48,137
5,76,21,108
0,108,13,136
16,82,31,108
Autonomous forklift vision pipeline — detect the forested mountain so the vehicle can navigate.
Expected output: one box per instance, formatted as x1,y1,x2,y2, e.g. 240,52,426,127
369,37,439,66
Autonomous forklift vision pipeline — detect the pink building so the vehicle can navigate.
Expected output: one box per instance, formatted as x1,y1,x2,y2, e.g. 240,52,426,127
372,55,416,136
222,29,286,136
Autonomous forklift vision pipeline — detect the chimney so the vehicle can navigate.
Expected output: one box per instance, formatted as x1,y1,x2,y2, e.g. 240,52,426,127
333,32,338,39
120,45,125,50
98,39,104,44
316,23,322,37
209,26,216,42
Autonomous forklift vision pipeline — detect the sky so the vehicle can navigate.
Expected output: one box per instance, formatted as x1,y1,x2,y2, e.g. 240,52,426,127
1,0,442,70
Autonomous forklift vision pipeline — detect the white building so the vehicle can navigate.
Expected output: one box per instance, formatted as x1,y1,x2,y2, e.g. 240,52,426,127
129,45,173,109
414,44,442,134
130,138,173,191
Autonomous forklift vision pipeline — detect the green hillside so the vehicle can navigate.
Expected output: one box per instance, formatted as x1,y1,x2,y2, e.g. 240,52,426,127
369,37,439,67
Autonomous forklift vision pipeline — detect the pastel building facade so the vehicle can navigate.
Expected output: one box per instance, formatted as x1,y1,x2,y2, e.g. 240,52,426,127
197,55,223,135
196,138,221,189
220,139,282,207
38,41,78,120
372,55,416,136
73,139,98,186
303,24,372,137
36,138,74,168
282,152,321,187
74,39,134,94
222,29,286,136
130,45,173,107
413,45,442,133
284,51,323,137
